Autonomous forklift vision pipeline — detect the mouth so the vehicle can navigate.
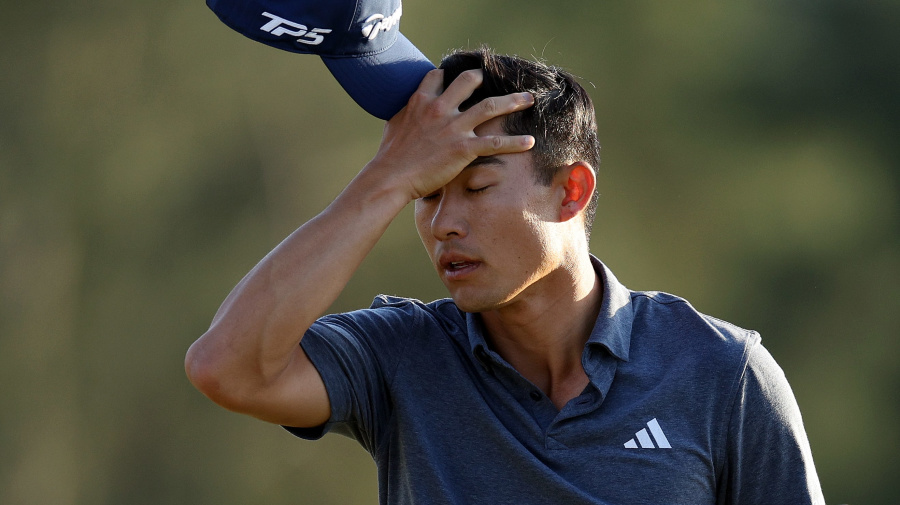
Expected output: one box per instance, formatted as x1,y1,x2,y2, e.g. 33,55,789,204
438,255,482,281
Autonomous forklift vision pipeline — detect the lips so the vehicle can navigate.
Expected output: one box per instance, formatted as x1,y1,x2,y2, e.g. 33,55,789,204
437,252,482,281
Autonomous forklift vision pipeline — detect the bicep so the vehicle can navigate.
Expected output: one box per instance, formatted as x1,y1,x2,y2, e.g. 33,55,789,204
270,303,419,446
245,345,332,429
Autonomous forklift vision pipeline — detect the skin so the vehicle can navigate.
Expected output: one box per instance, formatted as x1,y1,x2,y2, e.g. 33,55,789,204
184,67,601,427
415,117,602,409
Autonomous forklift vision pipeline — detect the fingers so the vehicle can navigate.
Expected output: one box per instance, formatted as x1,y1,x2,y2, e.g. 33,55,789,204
463,89,536,157
415,68,445,97
439,69,535,121
373,67,537,200
411,68,535,129
469,132,536,157
437,68,484,108
468,91,535,123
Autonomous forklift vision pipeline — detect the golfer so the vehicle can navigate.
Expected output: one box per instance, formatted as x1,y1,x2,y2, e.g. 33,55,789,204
186,47,824,504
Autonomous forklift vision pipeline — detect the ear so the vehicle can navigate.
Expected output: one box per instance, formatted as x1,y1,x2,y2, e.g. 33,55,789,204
558,162,596,223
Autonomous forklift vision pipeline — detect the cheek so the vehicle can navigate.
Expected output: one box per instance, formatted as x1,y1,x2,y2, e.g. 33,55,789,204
520,213,555,257
413,203,428,232
414,211,430,245
415,224,433,253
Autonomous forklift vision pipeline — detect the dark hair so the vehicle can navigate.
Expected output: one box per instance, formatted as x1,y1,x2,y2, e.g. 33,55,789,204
439,46,601,242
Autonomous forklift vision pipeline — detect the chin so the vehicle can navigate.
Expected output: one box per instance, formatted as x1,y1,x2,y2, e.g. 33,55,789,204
451,299,487,314
448,289,511,314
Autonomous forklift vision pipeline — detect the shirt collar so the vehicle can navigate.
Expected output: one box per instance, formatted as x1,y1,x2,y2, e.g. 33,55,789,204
465,255,634,369
587,254,633,362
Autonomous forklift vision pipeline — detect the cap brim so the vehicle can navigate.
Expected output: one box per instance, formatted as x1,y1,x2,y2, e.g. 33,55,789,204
321,33,436,120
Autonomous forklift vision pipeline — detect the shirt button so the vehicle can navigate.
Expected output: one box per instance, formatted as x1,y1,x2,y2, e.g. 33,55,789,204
529,390,542,401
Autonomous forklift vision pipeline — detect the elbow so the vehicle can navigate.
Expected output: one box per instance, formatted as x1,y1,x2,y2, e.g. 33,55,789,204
185,339,215,396
185,334,238,410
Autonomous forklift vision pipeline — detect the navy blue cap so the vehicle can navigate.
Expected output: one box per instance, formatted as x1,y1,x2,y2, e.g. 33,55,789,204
207,0,436,119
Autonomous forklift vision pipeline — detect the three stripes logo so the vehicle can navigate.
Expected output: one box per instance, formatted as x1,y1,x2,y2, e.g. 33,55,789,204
624,418,671,449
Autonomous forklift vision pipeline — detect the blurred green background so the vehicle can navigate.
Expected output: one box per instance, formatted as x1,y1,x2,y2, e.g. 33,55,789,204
2,0,898,503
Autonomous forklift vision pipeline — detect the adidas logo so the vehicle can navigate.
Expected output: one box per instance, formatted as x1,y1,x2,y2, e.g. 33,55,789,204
624,418,671,449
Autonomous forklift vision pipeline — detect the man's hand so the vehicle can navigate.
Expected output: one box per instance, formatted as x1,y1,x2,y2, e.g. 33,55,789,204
367,68,536,202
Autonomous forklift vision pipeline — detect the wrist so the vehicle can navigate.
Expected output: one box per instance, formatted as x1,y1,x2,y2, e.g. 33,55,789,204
355,158,417,208
333,159,414,221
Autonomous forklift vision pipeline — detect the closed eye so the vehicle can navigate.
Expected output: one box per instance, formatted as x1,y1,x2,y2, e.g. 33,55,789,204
467,186,491,194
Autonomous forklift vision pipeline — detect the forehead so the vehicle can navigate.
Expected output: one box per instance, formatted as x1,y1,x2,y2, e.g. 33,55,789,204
473,116,507,137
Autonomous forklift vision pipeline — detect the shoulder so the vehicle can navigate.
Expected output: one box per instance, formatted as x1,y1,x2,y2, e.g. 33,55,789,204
631,290,759,348
370,294,461,315
299,296,468,397
625,292,761,412
370,294,465,327
311,294,466,339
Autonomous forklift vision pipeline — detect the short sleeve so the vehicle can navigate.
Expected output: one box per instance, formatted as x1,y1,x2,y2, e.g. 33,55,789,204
283,296,425,453
718,342,825,504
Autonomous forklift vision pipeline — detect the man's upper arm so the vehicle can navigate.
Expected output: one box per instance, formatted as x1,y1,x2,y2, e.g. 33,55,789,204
718,343,825,504
281,300,419,448
237,343,332,429
230,300,414,432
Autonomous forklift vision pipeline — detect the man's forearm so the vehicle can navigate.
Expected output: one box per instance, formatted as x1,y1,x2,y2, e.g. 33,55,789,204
186,162,409,397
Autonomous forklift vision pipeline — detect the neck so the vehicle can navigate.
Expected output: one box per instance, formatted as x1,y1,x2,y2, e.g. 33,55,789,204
480,252,602,410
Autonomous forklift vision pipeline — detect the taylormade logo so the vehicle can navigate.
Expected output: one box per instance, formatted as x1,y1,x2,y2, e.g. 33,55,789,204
360,6,402,41
260,12,332,46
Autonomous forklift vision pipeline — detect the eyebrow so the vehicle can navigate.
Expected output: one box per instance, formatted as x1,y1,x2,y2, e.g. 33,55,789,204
465,155,505,169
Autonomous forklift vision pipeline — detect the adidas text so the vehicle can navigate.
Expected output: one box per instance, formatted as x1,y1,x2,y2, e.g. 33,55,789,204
260,12,332,46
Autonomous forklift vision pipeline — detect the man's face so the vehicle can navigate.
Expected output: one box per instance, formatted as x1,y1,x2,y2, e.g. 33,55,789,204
414,117,565,313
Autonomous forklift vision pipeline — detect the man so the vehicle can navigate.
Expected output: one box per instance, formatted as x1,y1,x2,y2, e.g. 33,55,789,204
185,48,824,504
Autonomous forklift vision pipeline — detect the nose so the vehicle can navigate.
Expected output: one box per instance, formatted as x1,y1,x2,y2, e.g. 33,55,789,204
430,194,468,241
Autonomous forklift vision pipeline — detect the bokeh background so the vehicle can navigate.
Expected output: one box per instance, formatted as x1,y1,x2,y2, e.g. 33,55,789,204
2,0,898,503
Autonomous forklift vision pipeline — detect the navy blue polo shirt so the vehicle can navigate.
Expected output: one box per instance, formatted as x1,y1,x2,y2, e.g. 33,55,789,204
287,257,823,504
